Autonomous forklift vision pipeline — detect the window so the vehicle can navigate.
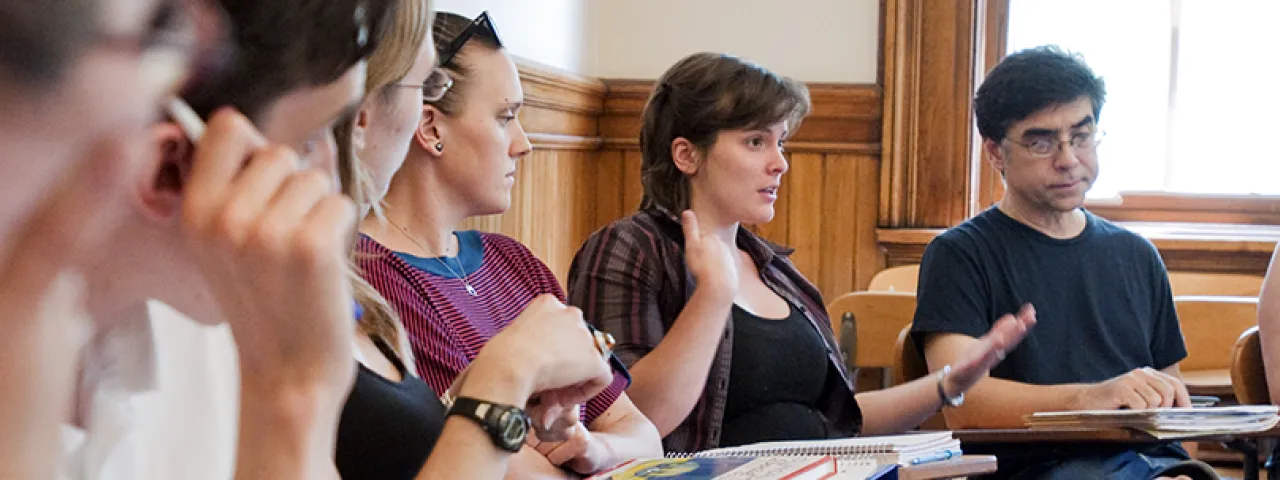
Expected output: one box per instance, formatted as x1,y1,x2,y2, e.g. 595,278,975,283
1007,0,1280,198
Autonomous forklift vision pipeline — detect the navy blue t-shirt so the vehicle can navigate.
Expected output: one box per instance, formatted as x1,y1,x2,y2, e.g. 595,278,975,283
910,207,1189,477
911,207,1186,384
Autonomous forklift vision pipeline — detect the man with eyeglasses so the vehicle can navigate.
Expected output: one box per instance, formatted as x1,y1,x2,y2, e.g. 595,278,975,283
911,46,1214,479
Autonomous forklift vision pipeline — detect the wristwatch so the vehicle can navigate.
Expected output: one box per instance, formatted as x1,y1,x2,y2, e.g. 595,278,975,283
937,365,965,408
446,396,530,452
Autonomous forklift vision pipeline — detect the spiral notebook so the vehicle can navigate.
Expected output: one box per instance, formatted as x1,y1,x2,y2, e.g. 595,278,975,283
675,432,958,466
588,456,841,480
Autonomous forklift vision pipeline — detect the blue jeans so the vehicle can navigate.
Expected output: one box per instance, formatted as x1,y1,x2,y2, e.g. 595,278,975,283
1008,449,1199,480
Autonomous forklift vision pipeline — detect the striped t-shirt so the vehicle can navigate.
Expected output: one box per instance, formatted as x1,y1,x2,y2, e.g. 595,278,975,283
356,231,627,424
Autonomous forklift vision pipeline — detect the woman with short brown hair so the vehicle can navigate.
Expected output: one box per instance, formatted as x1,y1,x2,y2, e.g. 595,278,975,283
569,52,1036,452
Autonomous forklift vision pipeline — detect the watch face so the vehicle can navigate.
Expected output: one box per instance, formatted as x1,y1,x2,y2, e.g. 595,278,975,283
498,410,529,447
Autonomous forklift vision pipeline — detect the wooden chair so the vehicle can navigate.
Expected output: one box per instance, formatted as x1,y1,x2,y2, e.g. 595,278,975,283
1230,326,1270,405
868,265,920,292
1175,296,1260,396
1167,272,1263,297
826,291,917,388
1228,326,1280,480
893,324,947,429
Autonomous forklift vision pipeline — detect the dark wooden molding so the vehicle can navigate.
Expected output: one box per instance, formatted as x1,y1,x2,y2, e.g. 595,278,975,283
598,79,883,153
877,224,1280,274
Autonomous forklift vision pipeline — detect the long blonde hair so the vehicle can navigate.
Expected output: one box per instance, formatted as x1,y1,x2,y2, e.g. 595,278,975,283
337,0,432,369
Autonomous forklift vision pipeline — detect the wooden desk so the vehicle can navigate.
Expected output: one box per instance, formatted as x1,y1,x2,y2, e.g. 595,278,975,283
898,455,997,480
953,425,1280,445
1183,368,1234,397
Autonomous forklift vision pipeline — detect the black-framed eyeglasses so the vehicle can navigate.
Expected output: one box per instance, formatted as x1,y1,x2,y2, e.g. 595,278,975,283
391,68,454,103
437,11,503,68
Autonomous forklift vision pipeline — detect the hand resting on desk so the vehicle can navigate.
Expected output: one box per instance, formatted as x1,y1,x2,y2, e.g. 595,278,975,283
1069,367,1191,410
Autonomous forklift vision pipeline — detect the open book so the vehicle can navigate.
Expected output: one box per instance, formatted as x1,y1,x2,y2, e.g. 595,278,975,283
1025,405,1280,438
680,431,959,467
587,456,840,480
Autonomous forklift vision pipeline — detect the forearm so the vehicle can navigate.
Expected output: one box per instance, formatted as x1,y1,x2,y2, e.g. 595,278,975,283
624,289,732,435
585,398,663,468
856,374,946,435
501,448,575,480
942,377,1083,428
235,383,343,480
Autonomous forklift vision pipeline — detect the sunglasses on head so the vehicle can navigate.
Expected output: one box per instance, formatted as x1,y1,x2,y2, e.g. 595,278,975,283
437,11,503,68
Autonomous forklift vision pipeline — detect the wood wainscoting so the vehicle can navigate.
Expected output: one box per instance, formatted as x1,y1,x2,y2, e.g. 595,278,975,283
459,59,889,296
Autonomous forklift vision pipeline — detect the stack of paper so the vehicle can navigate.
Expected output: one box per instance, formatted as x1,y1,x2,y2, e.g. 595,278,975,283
1025,405,1280,439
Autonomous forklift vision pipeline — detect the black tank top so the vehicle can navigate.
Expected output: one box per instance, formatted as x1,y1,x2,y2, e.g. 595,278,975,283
720,302,835,447
336,338,445,480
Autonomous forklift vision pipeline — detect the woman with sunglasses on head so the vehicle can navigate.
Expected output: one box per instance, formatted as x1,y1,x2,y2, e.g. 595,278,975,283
566,52,1036,453
356,11,662,477
328,4,628,479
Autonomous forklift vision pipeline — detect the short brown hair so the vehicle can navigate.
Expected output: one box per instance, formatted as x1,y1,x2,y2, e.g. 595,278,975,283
426,11,502,116
640,52,810,212
0,0,95,88
183,0,397,121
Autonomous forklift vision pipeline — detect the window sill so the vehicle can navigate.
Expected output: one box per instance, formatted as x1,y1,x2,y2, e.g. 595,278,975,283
876,222,1280,275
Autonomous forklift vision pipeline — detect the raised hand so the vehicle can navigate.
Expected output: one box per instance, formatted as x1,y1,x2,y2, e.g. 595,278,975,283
945,304,1037,395
681,210,738,300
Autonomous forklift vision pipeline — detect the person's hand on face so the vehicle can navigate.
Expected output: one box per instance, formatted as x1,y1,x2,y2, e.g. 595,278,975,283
179,108,359,403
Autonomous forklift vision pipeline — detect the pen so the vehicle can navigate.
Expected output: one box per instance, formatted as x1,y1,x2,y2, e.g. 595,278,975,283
909,448,962,466
165,96,206,142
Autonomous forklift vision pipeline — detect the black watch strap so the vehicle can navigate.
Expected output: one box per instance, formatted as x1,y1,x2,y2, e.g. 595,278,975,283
446,396,529,452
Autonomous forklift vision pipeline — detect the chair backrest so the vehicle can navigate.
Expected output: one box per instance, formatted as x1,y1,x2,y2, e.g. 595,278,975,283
826,291,918,369
894,324,947,429
868,265,921,292
893,324,929,386
1230,326,1270,405
1167,272,1263,297
1175,296,1259,371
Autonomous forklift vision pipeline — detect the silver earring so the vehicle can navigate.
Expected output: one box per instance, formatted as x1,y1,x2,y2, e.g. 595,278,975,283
434,142,444,152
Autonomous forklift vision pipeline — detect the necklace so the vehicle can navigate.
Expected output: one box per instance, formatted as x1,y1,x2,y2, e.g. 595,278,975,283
386,217,479,296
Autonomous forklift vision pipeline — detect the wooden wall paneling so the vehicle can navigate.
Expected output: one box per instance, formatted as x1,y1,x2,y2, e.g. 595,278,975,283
784,153,826,285
880,0,983,228
853,155,887,290
591,149,626,234
819,154,860,297
621,149,645,215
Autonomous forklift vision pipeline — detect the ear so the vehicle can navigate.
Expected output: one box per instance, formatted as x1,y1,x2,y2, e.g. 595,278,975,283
414,106,445,158
351,108,370,152
134,123,195,222
983,138,1007,177
671,137,701,175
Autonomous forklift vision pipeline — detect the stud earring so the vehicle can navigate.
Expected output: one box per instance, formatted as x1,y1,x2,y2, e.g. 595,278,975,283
434,142,444,152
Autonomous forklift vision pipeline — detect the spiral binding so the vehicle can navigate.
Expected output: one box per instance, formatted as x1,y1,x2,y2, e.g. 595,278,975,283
665,442,892,459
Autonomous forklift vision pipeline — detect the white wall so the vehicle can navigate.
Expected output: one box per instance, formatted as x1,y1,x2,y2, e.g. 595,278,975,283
586,0,880,82
431,0,881,82
433,0,591,73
